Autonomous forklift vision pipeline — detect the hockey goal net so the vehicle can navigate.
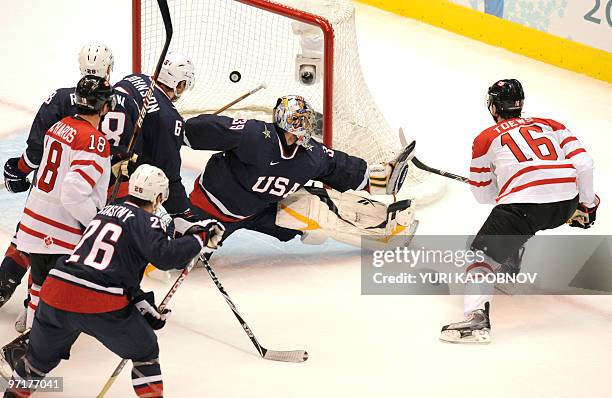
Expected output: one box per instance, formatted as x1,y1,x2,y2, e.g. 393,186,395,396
133,0,444,204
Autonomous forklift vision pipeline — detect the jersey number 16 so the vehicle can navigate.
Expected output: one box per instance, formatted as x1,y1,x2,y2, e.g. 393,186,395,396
501,125,558,162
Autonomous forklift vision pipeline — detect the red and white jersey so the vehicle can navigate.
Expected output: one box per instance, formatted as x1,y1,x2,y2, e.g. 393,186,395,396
469,117,595,206
16,116,111,254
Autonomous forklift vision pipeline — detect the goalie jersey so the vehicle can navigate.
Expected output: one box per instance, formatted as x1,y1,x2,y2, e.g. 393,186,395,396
40,201,203,313
469,117,595,206
115,74,191,216
15,116,111,255
184,114,368,221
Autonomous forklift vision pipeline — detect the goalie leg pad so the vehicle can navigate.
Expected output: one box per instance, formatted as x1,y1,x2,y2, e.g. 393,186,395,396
276,187,418,249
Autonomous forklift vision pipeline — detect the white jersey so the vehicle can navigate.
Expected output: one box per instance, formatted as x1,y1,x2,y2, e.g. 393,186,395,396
469,117,595,206
16,116,111,254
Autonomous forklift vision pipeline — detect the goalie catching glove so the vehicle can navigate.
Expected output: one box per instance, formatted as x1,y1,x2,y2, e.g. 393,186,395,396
567,195,600,229
173,218,226,254
369,140,416,195
132,290,169,330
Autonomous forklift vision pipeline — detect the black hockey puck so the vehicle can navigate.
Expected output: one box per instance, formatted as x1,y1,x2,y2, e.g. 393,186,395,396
229,71,241,83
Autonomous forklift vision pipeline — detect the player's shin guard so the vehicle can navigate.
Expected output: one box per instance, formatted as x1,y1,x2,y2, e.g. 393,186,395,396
132,359,163,398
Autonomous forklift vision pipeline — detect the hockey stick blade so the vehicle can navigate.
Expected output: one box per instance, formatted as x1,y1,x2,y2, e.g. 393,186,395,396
201,257,308,363
263,349,308,363
411,157,469,184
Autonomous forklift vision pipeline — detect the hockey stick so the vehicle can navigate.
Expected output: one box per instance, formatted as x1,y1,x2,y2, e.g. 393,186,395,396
108,0,173,204
95,257,197,398
398,127,469,184
213,83,267,115
200,256,308,363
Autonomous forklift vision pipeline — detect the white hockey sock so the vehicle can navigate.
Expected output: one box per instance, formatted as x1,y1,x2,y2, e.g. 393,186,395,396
463,262,495,317
26,283,41,329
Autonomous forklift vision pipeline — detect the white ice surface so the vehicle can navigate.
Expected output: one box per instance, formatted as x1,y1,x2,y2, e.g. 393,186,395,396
0,1,611,397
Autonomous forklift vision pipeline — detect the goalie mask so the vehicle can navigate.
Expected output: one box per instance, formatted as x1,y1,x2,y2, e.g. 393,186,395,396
273,95,316,147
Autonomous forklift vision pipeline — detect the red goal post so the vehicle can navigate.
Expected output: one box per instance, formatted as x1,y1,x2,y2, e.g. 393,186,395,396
132,0,335,148
131,0,446,205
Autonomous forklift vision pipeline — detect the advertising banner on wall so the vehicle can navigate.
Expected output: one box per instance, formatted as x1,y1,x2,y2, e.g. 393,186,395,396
449,1,612,52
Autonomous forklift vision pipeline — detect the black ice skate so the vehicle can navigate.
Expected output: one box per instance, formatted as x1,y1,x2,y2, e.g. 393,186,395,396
1,332,29,371
0,273,19,309
440,302,491,344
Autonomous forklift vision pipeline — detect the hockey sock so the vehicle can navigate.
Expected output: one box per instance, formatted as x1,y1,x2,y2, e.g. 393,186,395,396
1,244,29,282
463,261,495,316
25,284,41,330
132,359,163,398
5,357,46,398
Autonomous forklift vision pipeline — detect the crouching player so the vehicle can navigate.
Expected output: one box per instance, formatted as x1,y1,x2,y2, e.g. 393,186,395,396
3,165,224,398
184,95,417,251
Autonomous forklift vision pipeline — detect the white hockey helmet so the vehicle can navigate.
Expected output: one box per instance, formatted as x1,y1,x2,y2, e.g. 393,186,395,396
129,164,169,204
273,95,316,147
157,52,195,98
79,41,114,78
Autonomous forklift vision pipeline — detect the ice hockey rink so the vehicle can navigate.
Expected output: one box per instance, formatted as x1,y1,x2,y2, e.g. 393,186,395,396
1,1,611,397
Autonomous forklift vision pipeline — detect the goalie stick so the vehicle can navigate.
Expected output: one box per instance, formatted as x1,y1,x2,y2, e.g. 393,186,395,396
108,0,173,204
200,256,309,363
398,127,469,184
96,256,198,398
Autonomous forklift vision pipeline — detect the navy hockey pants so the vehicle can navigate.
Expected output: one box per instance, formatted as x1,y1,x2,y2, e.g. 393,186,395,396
27,301,159,373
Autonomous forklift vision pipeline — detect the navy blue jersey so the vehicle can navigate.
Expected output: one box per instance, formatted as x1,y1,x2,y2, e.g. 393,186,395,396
185,114,368,221
19,86,139,181
115,74,190,216
40,202,202,313
21,88,77,171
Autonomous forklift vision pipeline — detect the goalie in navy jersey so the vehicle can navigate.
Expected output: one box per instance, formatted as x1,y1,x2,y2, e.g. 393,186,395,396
2,165,224,398
184,95,418,251
0,42,140,314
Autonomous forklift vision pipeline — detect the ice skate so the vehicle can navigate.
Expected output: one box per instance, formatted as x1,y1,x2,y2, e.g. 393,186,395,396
440,302,491,344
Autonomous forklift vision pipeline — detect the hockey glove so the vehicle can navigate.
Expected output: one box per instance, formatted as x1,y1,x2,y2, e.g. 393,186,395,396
133,291,169,330
174,218,226,253
568,195,600,229
111,152,138,178
369,140,416,195
3,157,31,193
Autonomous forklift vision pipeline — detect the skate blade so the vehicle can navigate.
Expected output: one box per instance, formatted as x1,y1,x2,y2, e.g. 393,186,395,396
439,329,491,344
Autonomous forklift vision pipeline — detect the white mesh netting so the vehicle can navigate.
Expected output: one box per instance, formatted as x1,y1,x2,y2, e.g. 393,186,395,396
138,0,444,204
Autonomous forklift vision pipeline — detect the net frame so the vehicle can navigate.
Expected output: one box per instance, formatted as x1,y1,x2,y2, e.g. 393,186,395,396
131,0,446,205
